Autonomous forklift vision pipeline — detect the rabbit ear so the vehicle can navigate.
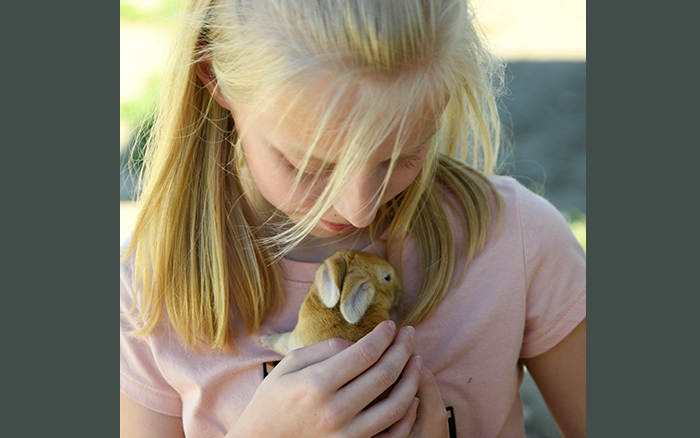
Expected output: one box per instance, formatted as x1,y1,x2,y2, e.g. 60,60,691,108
315,258,345,308
340,280,376,324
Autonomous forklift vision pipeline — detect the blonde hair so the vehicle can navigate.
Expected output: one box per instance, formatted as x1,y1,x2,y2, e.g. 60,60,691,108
123,0,505,351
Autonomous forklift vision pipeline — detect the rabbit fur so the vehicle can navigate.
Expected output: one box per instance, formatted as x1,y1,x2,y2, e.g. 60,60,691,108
260,250,402,356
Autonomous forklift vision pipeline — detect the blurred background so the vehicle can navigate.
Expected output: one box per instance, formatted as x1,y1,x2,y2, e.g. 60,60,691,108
120,2,585,437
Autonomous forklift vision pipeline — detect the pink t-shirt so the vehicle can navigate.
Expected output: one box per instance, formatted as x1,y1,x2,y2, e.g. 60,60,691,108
120,176,586,437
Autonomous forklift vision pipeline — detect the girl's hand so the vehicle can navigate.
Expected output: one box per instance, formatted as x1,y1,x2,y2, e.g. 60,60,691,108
377,368,450,438
228,320,423,438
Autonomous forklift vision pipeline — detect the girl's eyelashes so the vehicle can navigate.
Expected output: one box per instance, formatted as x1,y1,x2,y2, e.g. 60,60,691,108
387,144,429,171
397,151,424,170
279,143,427,183
280,155,330,183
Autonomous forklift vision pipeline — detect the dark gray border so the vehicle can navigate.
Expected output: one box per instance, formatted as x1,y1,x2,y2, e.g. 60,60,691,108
585,5,693,436
7,2,115,434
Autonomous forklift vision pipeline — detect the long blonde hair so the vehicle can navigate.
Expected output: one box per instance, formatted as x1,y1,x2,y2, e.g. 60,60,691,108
123,0,505,351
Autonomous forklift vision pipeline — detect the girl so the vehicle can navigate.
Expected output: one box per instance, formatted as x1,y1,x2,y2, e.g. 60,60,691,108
120,0,586,437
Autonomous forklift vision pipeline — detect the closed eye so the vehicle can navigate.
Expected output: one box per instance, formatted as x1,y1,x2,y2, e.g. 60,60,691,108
397,152,424,170
280,154,332,183
383,142,430,171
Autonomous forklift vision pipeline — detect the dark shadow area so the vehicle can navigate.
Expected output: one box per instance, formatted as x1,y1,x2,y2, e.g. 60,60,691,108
499,61,586,216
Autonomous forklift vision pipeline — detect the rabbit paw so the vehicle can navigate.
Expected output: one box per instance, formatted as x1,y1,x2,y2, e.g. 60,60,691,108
259,331,298,356
259,332,281,350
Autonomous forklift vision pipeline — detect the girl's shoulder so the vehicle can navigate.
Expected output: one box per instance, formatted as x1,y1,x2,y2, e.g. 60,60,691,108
441,174,576,247
438,174,584,282
488,175,557,218
487,175,581,251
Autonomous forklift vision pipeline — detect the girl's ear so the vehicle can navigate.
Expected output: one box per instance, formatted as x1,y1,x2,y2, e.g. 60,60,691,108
195,58,233,111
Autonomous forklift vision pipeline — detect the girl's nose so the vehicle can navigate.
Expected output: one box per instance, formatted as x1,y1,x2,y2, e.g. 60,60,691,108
332,171,383,228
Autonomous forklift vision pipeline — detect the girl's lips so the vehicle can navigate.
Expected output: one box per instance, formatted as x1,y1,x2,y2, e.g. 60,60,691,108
319,219,357,233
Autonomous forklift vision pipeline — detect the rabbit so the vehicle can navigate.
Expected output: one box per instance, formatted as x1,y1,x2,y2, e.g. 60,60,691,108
260,249,402,356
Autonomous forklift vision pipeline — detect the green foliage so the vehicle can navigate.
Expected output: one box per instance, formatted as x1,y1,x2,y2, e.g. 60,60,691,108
120,74,161,123
565,212,586,251
120,71,161,172
120,0,179,22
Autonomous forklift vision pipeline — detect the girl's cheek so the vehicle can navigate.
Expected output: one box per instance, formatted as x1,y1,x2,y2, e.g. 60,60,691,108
290,184,323,209
272,170,322,209
384,163,424,200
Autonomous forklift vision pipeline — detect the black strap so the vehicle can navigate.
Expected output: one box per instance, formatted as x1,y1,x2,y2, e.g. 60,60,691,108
446,406,457,437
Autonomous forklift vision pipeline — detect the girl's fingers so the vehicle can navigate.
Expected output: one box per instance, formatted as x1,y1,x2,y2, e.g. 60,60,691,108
348,354,423,437
273,336,354,375
373,397,420,438
414,366,449,436
338,326,417,408
313,320,399,389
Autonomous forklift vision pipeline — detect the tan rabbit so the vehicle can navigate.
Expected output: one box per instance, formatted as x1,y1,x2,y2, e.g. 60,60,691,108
260,250,402,356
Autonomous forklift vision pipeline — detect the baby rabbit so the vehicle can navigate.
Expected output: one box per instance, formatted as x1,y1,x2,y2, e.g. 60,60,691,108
260,250,402,356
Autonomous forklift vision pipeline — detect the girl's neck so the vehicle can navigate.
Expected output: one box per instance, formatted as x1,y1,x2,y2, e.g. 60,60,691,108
283,227,377,263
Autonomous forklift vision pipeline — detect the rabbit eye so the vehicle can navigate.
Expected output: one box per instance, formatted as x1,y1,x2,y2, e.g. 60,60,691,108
384,273,392,282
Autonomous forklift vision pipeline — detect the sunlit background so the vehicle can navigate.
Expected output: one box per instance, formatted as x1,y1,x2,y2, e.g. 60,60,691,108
120,2,585,437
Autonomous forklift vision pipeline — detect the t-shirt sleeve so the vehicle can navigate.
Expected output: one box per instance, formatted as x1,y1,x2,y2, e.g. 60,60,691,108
120,258,183,416
515,183,586,358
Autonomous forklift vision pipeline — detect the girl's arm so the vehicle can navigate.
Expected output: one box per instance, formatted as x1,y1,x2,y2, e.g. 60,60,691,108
120,391,185,438
522,318,586,438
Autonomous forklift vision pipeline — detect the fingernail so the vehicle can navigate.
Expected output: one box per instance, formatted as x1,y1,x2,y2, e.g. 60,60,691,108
402,325,415,341
413,397,420,411
328,337,353,350
414,355,423,370
385,320,396,334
